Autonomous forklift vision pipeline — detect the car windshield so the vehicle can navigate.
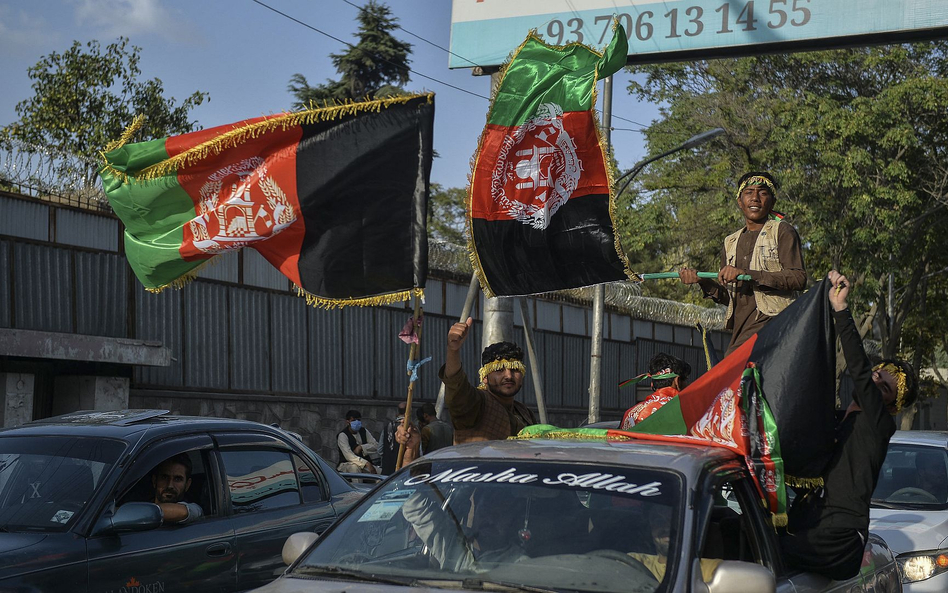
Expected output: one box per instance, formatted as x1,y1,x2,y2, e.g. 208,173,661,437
872,443,948,509
294,459,682,592
0,436,125,532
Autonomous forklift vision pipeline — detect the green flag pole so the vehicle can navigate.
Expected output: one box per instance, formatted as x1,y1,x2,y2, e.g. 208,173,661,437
640,271,752,281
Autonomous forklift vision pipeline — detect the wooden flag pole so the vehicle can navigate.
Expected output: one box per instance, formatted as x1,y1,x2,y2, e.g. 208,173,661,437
395,296,424,471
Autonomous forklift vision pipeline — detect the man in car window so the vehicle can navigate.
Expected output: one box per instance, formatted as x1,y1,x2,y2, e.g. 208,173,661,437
440,318,536,443
916,452,948,502
779,271,918,580
151,454,203,524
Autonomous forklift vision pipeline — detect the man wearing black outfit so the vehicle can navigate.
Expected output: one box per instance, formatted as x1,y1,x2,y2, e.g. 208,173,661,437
780,270,918,580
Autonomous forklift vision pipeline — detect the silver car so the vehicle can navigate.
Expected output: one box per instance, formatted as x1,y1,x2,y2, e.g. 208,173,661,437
870,431,948,591
253,436,899,593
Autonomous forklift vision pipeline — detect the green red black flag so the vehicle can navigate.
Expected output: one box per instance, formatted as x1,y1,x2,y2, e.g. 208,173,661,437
613,279,837,522
467,23,637,297
99,94,434,308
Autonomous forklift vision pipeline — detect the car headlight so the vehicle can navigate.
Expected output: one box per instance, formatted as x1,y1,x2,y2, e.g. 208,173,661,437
897,549,948,583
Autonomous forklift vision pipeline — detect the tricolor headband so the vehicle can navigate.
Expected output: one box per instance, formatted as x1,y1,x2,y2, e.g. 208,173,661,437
736,175,777,200
618,368,678,389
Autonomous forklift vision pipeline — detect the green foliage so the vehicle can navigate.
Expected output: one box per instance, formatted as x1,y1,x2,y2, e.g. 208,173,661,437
428,183,467,244
0,38,207,158
288,1,411,107
620,43,948,367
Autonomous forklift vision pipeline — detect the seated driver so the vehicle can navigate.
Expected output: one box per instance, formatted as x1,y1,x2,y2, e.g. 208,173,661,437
150,454,203,524
629,506,721,582
915,451,948,502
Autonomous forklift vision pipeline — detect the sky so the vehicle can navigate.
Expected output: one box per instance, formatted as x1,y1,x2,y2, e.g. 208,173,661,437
0,0,661,190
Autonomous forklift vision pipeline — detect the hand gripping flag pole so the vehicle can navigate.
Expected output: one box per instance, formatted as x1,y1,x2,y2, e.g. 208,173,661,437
396,296,427,471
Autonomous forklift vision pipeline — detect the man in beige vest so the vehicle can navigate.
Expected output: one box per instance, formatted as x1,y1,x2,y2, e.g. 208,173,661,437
681,171,806,355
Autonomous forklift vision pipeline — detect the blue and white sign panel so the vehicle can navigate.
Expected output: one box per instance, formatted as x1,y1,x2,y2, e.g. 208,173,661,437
449,0,948,68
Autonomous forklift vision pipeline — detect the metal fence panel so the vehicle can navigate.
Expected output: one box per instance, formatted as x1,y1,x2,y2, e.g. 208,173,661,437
134,284,184,387
535,300,560,332
562,335,590,408
654,323,673,343
228,288,270,392
243,249,290,291
308,306,343,395
616,340,638,411
562,304,587,336
539,330,563,407
184,282,229,389
445,279,474,319
0,240,10,328
420,315,450,404
376,307,403,401
0,195,48,241
75,250,127,337
425,279,444,317
13,242,73,332
610,313,631,341
55,209,119,252
197,251,239,282
343,307,375,397
270,294,308,394
601,340,622,412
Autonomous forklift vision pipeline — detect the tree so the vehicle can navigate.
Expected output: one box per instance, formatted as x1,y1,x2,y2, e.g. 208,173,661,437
618,43,948,373
0,38,207,165
288,0,411,107
428,183,467,244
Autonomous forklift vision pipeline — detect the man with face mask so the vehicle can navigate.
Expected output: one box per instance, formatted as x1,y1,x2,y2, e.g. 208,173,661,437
439,317,537,443
336,410,379,474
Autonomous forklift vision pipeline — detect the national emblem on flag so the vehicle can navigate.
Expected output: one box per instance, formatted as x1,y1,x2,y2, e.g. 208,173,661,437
468,23,637,297
99,93,434,308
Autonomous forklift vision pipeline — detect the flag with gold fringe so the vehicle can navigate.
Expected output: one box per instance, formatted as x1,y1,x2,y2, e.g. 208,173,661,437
99,93,434,308
467,23,636,298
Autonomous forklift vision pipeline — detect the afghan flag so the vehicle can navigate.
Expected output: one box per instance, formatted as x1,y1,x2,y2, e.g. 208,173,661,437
467,23,636,297
99,94,434,308
611,279,837,522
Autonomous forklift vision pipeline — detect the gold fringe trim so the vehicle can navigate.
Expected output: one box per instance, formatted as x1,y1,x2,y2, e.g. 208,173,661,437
699,323,713,372
785,475,825,489
142,256,218,294
510,431,633,441
103,93,434,183
478,358,526,383
294,285,424,310
104,114,146,154
771,513,788,528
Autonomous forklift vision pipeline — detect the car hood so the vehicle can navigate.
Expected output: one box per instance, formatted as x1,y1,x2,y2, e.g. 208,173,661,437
869,509,948,553
0,533,47,555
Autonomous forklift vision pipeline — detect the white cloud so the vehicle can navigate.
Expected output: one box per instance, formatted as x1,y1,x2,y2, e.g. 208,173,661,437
0,6,60,53
71,0,202,44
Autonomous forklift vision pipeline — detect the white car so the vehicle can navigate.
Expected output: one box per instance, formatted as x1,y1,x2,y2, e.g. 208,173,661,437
870,431,948,592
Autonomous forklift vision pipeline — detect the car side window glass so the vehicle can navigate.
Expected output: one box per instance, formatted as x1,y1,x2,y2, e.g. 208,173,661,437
293,454,326,503
702,480,763,566
118,450,217,520
220,449,301,513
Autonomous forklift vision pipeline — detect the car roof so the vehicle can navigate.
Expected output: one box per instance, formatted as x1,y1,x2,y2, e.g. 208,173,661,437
420,437,738,483
0,409,289,441
889,430,948,448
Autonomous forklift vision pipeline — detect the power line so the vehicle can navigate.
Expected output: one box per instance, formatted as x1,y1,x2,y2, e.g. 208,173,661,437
251,0,489,101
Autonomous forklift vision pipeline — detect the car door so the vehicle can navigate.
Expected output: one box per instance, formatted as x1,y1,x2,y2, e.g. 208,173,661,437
86,434,237,593
213,432,338,592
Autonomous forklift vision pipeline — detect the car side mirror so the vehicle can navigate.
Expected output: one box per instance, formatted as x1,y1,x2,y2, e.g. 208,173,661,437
93,502,163,536
701,560,776,593
283,532,320,566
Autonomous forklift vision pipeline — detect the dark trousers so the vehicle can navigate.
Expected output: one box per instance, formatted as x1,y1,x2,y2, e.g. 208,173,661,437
779,526,866,581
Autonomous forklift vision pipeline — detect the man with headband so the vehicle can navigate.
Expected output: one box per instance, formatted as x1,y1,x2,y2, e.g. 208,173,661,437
619,352,691,430
438,317,536,443
779,270,917,580
680,171,806,355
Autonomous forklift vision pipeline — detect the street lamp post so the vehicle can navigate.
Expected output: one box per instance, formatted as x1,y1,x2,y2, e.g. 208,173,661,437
614,127,726,198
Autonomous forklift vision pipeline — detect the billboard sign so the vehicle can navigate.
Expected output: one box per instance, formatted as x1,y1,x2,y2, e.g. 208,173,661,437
449,0,948,68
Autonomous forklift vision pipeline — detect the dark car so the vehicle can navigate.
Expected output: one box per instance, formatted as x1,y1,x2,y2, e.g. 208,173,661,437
0,409,364,592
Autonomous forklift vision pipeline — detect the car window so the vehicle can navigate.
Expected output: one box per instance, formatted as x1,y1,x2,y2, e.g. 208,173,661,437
221,449,302,513
294,454,326,503
293,459,682,593
0,436,125,532
702,479,770,570
873,444,948,508
119,449,217,519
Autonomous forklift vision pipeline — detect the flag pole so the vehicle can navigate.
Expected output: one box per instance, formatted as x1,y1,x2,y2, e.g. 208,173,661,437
435,273,480,417
519,298,548,424
588,74,613,425
396,295,424,471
